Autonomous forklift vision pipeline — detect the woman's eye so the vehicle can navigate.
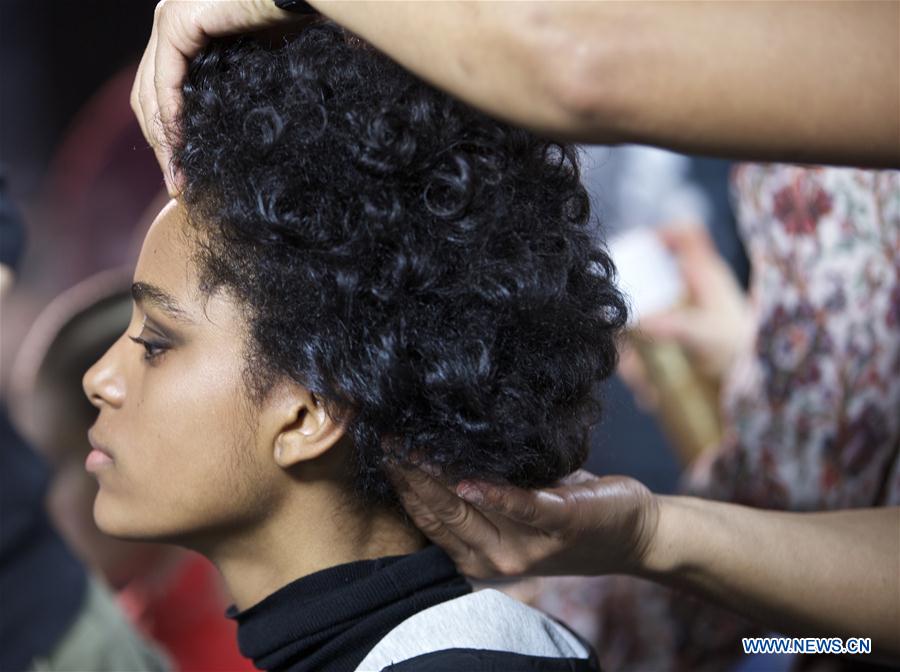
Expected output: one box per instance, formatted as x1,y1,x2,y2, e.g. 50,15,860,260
128,335,168,362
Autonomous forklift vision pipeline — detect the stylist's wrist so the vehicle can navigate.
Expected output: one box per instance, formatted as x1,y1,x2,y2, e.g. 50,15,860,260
633,494,685,578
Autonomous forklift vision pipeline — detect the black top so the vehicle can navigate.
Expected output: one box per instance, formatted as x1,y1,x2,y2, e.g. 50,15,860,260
227,544,471,672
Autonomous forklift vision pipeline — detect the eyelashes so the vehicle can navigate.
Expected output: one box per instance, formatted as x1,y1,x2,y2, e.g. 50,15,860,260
128,334,169,363
128,314,171,364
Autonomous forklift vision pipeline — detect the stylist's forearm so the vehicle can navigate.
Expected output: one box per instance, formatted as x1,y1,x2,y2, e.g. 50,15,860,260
304,1,627,143
307,1,898,167
640,496,900,658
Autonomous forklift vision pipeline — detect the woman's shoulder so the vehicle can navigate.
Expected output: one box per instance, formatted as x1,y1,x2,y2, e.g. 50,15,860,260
355,589,600,671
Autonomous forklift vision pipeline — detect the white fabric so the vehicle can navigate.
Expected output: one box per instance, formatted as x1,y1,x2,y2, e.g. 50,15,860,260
354,588,590,671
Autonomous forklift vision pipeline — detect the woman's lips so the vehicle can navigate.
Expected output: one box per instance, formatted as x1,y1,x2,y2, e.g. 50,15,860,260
86,449,114,471
86,430,115,472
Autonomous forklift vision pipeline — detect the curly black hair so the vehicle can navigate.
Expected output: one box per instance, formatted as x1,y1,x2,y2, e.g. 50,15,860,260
175,24,627,504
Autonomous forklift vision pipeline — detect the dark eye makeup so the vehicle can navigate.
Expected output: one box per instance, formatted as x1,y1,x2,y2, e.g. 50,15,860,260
128,315,175,363
128,334,169,362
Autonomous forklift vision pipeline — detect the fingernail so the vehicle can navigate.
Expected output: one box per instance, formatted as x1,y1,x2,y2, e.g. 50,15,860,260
417,463,442,479
457,484,484,506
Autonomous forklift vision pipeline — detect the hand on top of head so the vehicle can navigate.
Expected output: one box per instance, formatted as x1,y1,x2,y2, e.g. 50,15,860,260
132,0,315,195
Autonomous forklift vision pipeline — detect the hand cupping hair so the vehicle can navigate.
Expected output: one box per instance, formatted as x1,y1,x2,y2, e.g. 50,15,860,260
174,24,627,504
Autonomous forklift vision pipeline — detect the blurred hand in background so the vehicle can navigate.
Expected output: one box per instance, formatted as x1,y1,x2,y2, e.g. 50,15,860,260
619,224,753,413
643,224,753,380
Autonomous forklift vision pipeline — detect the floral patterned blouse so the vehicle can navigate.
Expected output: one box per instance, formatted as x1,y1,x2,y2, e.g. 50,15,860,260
532,164,900,672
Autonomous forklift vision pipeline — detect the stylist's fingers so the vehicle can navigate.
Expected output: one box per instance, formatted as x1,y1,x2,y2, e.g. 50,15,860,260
457,479,572,534
154,1,203,132
131,34,149,144
134,0,312,194
392,474,472,560
390,467,501,564
153,2,210,193
144,1,196,195
132,19,157,153
133,16,177,194
391,465,564,577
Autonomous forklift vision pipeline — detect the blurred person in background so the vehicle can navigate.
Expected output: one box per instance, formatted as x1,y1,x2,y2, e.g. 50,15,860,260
0,167,171,672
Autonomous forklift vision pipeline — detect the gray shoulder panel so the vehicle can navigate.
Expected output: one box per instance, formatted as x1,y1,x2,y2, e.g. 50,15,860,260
354,588,590,672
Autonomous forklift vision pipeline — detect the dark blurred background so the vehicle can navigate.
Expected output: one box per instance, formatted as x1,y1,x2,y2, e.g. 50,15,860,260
1,0,157,195
2,0,162,382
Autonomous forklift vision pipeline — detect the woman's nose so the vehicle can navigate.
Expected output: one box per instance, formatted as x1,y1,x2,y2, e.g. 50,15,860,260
83,343,125,410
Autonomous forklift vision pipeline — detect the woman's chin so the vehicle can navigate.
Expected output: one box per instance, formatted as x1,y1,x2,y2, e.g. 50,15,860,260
92,493,212,549
92,493,159,542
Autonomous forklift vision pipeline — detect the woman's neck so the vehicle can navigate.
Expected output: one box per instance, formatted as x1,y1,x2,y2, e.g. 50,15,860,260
205,483,427,611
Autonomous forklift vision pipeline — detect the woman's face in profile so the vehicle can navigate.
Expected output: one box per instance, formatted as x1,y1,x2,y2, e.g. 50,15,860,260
83,200,278,544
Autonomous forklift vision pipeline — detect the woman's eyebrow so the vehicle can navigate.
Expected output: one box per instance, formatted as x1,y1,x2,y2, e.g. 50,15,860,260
131,281,194,324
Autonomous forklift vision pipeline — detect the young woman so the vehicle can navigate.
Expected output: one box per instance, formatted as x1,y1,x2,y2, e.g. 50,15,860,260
84,24,626,671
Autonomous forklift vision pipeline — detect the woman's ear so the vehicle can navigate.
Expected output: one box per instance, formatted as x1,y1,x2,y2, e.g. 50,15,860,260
268,386,345,468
